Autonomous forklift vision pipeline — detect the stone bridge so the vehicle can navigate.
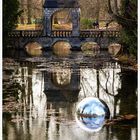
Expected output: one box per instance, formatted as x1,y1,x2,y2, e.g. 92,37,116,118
7,0,121,50
8,29,120,50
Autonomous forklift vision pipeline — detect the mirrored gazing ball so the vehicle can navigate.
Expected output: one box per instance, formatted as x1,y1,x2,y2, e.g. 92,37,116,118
75,97,110,132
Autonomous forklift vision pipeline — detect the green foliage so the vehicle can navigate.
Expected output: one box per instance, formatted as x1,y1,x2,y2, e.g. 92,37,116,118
118,0,137,57
121,0,137,20
121,28,137,57
80,18,93,29
3,0,22,47
3,0,22,32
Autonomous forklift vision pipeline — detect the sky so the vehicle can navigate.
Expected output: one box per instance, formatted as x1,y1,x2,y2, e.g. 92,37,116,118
78,97,106,116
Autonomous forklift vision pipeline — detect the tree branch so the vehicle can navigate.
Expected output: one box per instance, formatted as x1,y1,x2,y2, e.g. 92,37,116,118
107,0,137,27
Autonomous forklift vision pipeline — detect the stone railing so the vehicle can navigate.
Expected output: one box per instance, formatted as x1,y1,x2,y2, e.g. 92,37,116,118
80,29,120,38
51,30,72,37
8,30,42,37
8,29,120,38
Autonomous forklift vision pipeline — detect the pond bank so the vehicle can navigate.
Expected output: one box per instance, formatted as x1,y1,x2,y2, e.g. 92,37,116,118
112,55,137,71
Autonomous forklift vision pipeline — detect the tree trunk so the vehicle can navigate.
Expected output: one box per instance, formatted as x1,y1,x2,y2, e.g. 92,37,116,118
107,0,113,14
107,0,136,27
96,0,100,21
19,0,25,24
27,0,32,24
114,0,119,14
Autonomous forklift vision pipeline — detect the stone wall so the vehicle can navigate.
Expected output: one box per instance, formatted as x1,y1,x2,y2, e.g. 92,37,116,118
8,36,120,50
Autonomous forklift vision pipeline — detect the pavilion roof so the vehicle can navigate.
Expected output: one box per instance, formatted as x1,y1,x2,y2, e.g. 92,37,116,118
43,0,79,8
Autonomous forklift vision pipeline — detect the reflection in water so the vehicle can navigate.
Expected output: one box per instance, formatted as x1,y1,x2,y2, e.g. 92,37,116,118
44,66,80,102
117,69,137,115
81,42,100,56
51,68,71,87
76,97,110,132
80,64,121,117
3,60,137,140
52,41,71,57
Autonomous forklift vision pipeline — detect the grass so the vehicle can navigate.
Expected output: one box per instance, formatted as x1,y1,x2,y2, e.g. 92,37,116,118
16,24,43,30
16,21,121,30
52,23,72,30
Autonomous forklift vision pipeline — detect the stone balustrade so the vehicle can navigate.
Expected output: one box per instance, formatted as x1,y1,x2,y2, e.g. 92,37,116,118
8,30,42,37
8,29,120,38
51,30,72,37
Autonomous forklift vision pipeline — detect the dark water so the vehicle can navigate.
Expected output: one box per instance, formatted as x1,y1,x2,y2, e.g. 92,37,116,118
3,49,137,140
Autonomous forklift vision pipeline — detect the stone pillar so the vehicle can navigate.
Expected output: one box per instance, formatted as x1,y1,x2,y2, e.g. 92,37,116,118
44,8,52,36
71,8,80,37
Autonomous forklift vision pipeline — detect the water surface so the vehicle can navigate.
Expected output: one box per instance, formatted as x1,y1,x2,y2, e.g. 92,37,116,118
3,49,137,140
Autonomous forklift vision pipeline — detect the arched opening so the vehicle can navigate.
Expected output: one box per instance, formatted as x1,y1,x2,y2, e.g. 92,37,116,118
81,41,100,55
108,43,122,56
52,41,71,57
51,68,71,88
25,42,43,56
51,9,72,30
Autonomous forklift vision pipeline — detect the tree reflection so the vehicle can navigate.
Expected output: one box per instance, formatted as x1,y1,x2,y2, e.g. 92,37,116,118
80,62,122,117
3,65,47,140
79,62,137,139
116,69,137,115
3,61,137,140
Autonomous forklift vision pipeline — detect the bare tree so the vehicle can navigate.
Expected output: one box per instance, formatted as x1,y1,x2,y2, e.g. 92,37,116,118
113,0,119,14
27,0,32,24
19,0,44,24
107,0,137,27
95,0,100,21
